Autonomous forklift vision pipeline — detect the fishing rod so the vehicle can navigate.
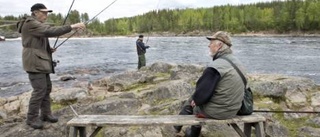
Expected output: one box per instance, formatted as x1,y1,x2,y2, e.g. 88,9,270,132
53,0,76,49
54,0,118,49
253,110,320,114
145,0,161,45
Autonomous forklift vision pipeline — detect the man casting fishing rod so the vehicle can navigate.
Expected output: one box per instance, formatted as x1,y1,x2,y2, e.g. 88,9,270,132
16,3,85,129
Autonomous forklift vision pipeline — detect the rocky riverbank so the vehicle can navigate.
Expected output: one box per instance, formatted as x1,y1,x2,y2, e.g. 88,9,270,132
0,30,20,38
0,62,320,137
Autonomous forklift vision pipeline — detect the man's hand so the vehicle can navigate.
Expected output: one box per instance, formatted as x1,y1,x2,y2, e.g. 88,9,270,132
191,100,196,107
71,23,86,30
51,48,56,53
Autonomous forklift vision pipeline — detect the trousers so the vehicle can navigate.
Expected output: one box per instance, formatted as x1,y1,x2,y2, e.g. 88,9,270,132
27,73,52,121
174,97,204,137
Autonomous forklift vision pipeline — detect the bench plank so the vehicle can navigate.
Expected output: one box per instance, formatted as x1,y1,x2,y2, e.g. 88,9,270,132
67,113,266,127
67,114,266,137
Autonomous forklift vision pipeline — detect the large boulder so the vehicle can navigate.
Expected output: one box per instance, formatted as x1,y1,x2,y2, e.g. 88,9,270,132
249,74,317,98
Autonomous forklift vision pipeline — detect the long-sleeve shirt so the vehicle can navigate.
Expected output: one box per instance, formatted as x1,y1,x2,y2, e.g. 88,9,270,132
192,67,221,105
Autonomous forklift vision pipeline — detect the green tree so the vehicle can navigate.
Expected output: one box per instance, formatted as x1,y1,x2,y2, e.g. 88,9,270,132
295,4,306,31
306,1,320,29
117,19,129,35
260,8,274,30
88,19,103,35
81,13,89,23
68,10,81,24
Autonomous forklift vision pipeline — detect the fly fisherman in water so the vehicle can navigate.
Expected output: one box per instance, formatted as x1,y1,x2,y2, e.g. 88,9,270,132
16,3,85,129
136,35,150,69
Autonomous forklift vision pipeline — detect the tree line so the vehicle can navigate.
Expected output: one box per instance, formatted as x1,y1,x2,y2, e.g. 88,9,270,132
1,0,320,35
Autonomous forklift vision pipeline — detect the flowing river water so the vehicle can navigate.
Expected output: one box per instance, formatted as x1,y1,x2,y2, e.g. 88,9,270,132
0,36,319,97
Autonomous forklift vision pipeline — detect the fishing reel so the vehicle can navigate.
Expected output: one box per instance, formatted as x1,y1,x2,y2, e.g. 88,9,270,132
53,60,60,67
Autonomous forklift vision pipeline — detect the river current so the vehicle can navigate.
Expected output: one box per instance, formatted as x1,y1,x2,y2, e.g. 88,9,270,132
0,36,319,97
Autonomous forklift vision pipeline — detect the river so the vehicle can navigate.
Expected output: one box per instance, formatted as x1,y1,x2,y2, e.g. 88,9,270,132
0,36,319,97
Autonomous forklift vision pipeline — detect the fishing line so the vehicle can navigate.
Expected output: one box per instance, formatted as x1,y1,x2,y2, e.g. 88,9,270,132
53,0,76,49
54,0,118,49
253,110,320,114
69,104,79,117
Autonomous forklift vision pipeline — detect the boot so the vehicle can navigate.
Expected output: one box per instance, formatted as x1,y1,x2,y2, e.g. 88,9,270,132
185,125,202,137
41,114,58,123
174,105,194,133
26,118,43,129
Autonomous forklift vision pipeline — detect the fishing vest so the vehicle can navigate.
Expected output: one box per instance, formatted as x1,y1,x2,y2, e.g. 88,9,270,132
200,54,246,119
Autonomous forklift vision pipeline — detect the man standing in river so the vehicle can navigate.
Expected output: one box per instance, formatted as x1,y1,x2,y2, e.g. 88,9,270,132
17,3,85,129
136,35,150,69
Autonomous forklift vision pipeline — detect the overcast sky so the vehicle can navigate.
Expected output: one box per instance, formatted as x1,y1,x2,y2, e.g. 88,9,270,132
0,0,273,21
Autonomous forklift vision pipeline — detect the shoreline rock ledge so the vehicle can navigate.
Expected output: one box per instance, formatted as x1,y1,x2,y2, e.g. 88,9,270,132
0,62,320,137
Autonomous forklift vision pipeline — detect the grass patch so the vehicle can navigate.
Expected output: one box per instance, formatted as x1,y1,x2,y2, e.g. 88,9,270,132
149,108,167,115
190,80,196,86
51,103,65,111
125,83,150,92
252,92,264,101
254,97,280,109
254,95,317,136
153,98,177,106
51,99,78,111
272,107,311,136
123,72,171,92
253,93,285,110
154,72,170,78
129,126,139,131
147,99,177,114
307,122,320,128
96,95,105,101
251,88,286,104
266,95,285,104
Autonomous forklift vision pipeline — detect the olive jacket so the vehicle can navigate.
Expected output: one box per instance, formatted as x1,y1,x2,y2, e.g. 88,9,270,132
17,16,72,73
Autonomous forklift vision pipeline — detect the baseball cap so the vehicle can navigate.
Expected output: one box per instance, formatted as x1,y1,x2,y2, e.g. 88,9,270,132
139,35,144,38
31,3,53,12
206,31,232,46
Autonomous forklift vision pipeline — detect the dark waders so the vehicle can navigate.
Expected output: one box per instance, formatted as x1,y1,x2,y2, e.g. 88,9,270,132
138,54,146,69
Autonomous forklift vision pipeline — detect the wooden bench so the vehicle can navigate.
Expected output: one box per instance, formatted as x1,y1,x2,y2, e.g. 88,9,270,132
66,113,266,137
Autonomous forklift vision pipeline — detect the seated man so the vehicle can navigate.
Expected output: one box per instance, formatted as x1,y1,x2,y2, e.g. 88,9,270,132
174,31,247,137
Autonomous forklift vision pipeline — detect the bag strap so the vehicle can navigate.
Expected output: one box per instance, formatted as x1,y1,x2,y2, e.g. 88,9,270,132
220,57,247,87
136,40,146,52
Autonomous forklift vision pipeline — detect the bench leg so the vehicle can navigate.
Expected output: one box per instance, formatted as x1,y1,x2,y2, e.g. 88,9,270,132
66,126,70,137
89,127,103,137
244,123,252,137
230,123,247,137
73,127,78,137
73,126,86,137
244,122,265,137
254,122,265,137
79,127,86,137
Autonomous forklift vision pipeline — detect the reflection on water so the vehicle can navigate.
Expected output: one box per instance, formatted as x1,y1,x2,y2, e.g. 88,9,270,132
0,36,320,97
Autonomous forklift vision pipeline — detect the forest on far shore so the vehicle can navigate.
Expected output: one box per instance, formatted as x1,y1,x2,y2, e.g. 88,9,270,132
1,0,320,36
